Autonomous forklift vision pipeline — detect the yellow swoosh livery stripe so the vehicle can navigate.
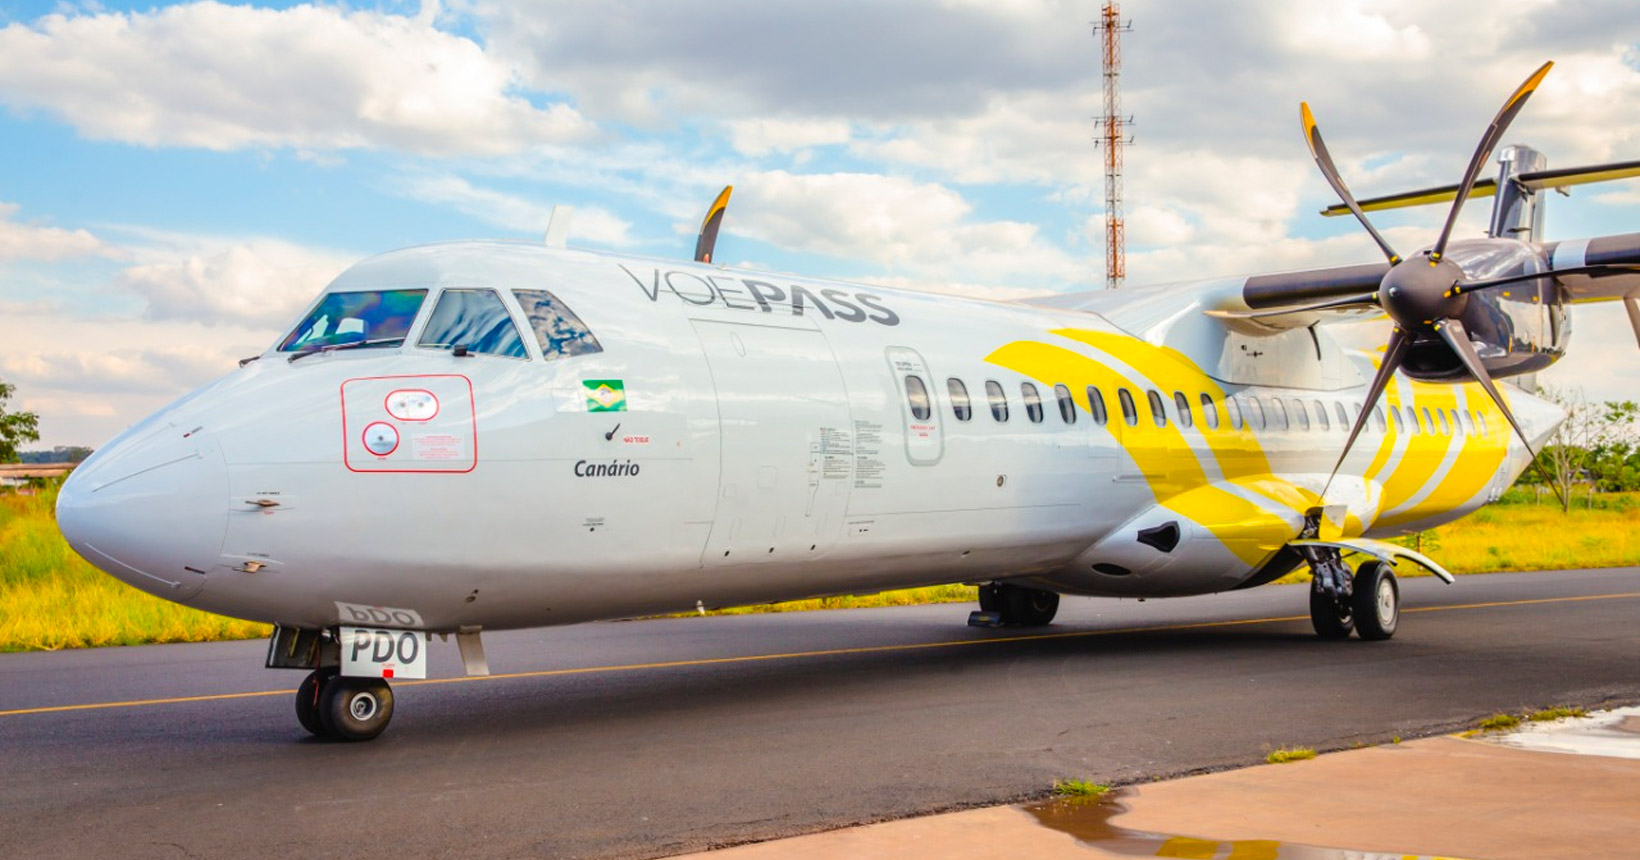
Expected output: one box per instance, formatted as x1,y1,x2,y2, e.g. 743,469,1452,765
985,331,1518,564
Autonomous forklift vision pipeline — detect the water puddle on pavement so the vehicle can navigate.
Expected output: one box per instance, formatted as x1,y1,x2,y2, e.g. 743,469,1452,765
1475,705,1640,760
1024,791,1469,859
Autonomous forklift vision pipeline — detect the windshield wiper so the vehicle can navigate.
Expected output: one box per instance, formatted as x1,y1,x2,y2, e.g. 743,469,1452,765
287,337,404,363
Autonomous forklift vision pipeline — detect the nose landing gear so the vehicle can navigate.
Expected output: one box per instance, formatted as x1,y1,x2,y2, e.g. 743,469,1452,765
296,670,396,741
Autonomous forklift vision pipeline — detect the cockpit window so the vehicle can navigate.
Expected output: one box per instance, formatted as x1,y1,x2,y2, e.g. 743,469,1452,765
513,289,603,360
418,289,528,359
278,289,427,353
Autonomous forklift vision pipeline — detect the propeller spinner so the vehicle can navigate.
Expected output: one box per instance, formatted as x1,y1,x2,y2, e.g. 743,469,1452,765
1302,62,1565,501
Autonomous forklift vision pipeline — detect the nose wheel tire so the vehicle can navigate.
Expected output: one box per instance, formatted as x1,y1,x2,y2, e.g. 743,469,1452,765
1309,584,1354,640
1351,561,1399,641
316,676,395,742
295,669,334,737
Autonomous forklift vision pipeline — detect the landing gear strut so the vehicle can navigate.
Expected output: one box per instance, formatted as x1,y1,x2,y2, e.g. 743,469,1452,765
977,582,1060,626
1303,548,1399,642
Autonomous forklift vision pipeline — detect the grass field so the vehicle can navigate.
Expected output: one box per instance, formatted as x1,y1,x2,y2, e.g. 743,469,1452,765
3,483,1637,652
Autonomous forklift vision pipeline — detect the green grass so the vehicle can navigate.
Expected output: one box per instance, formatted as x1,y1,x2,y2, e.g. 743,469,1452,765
1528,706,1588,722
1266,747,1316,764
1052,778,1110,796
5,482,1640,652
1477,713,1522,732
0,485,270,651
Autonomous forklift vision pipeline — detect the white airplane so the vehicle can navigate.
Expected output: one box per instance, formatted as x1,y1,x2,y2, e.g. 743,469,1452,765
55,63,1640,741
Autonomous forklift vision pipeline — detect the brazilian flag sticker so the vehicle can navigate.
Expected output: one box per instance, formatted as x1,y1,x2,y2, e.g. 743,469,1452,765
583,379,627,412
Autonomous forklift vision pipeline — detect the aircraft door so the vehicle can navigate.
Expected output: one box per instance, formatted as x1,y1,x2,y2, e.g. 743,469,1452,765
692,320,853,566
884,347,943,466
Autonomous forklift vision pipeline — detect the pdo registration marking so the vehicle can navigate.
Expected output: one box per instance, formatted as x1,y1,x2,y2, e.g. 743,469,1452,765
340,626,428,680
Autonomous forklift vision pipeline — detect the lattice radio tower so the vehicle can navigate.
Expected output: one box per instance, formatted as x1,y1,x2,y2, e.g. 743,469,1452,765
1094,3,1132,290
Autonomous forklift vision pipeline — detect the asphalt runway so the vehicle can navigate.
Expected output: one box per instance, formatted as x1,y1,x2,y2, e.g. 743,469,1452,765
3,568,1639,860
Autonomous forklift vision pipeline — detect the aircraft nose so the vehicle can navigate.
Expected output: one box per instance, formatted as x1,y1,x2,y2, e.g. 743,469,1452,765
57,424,228,603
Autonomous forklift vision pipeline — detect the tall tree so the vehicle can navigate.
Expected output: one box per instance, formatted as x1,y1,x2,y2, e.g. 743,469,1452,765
0,379,41,464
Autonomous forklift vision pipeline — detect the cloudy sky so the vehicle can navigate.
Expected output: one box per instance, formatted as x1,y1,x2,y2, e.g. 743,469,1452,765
2,0,1638,448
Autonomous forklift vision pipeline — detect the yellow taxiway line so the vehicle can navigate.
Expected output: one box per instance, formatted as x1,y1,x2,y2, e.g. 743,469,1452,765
3,591,1637,719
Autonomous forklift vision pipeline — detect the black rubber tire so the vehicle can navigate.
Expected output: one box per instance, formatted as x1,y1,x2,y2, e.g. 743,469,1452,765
1352,561,1399,641
1000,586,1060,627
295,669,332,738
318,676,395,742
977,583,1001,614
1309,583,1354,640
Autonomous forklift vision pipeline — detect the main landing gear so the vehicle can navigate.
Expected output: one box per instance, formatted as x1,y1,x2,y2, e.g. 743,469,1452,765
1307,552,1399,641
976,582,1061,626
296,670,396,742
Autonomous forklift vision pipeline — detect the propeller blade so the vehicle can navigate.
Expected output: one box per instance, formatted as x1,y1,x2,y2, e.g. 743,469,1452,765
1301,102,1402,265
1451,263,1640,296
1433,318,1567,508
1430,61,1554,263
1321,326,1411,499
694,185,733,264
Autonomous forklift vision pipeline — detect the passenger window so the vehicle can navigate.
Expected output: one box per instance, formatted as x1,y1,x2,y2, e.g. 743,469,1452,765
1226,396,1244,430
1119,388,1138,426
1174,391,1194,428
418,288,527,358
1437,409,1450,435
1248,396,1266,430
1334,402,1350,428
1199,393,1219,429
1291,398,1310,431
1146,390,1167,427
512,289,602,360
905,375,932,421
1313,400,1329,431
948,379,972,421
1087,386,1108,426
1054,383,1076,424
986,380,1009,422
1406,406,1420,434
1391,407,1404,433
1422,407,1435,435
1450,409,1463,434
1372,405,1386,432
1478,412,1490,435
1021,383,1045,423
1271,398,1290,431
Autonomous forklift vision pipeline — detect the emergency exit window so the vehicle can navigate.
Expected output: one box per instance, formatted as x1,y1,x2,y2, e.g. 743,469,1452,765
905,375,932,421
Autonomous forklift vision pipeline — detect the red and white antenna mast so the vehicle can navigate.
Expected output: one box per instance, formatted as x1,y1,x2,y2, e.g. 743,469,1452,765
1094,3,1132,290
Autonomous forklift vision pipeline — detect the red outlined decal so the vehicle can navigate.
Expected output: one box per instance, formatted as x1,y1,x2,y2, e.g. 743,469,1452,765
361,421,400,457
384,389,439,421
341,374,477,474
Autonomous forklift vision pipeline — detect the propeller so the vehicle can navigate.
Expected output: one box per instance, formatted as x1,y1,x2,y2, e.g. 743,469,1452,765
1304,62,1566,505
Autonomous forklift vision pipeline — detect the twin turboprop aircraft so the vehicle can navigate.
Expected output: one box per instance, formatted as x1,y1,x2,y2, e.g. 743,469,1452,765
56,63,1640,740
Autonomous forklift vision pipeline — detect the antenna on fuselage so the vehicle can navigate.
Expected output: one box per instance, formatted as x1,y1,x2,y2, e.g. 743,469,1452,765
544,205,573,248
694,186,732,263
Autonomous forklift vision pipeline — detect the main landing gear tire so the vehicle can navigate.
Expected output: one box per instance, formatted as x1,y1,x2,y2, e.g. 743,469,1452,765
315,676,395,742
983,583,1060,626
1351,561,1399,641
1309,583,1354,640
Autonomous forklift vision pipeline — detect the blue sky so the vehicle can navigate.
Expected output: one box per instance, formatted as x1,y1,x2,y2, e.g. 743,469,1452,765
2,0,1639,447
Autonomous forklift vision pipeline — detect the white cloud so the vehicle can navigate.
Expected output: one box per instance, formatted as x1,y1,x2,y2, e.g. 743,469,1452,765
397,175,635,246
112,238,354,328
0,2,590,155
727,118,852,157
0,202,123,261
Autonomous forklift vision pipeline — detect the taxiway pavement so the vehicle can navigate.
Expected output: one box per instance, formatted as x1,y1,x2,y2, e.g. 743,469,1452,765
2,568,1638,859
